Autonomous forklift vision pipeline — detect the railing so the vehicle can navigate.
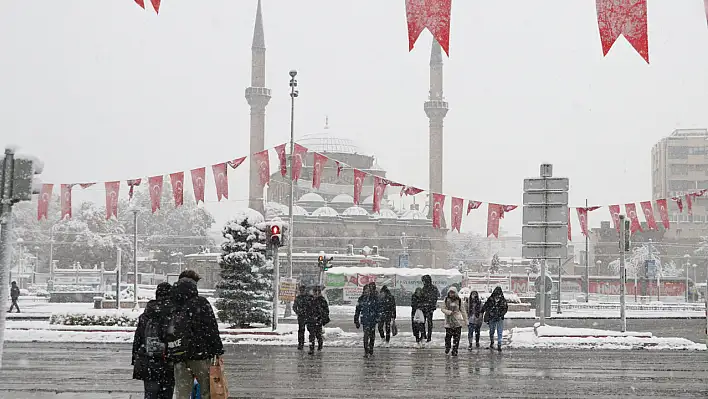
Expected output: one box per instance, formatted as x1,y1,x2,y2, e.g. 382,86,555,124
560,302,705,312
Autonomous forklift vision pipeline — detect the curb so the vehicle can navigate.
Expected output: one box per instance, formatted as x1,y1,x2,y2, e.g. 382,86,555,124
4,327,291,336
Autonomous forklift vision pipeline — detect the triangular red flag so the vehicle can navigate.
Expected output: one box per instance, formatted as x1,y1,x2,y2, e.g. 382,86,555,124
568,208,572,242
254,150,271,187
127,179,141,200
335,161,343,178
228,157,246,169
275,144,287,178
60,184,73,220
466,200,482,215
150,0,160,14
609,205,621,232
353,169,366,205
405,0,452,56
372,176,389,214
135,0,145,9
596,0,649,63
487,203,502,238
625,203,643,233
640,201,657,230
656,199,670,229
292,144,308,181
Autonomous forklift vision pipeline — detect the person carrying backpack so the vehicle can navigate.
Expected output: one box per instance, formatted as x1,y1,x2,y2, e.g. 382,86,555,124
292,285,311,350
167,270,224,399
132,282,175,399
481,286,509,352
305,286,330,354
9,281,20,313
377,285,396,346
354,282,380,358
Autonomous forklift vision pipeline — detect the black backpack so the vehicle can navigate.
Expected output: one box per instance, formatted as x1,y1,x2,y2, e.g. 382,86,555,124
166,300,195,362
143,317,167,359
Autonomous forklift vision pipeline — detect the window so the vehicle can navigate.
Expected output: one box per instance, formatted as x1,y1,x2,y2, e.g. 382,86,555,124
688,146,707,156
668,146,688,159
671,164,688,175
669,180,696,191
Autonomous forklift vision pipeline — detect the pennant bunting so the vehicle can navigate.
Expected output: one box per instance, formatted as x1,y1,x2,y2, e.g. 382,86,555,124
487,203,503,238
60,184,73,220
135,0,145,9
372,176,389,213
37,184,53,221
151,0,160,14
656,199,670,229
79,183,95,189
191,168,206,204
576,206,601,237
625,203,643,233
228,157,246,169
609,204,621,232
336,161,343,178
502,205,518,214
212,163,229,202
705,0,708,26
401,185,424,197
170,172,184,207
672,196,683,213
292,144,308,181
638,200,657,230
450,197,463,233
353,169,366,205
568,208,572,241
595,0,649,63
127,179,141,200
405,0,452,56
467,200,482,215
275,144,287,178
685,193,693,216
104,181,120,220
312,153,327,189
432,193,445,229
148,175,164,213
254,150,271,187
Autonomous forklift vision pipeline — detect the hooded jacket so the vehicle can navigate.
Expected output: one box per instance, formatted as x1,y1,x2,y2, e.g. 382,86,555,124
481,287,508,322
132,295,174,383
169,277,224,361
10,284,19,300
420,275,439,312
354,283,380,328
378,286,397,321
441,286,467,329
467,290,483,327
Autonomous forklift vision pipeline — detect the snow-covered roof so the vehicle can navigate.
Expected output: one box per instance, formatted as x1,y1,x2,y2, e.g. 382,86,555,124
326,266,461,276
312,206,339,217
401,209,427,220
331,193,355,204
373,209,398,219
342,206,369,216
298,192,326,203
296,131,364,155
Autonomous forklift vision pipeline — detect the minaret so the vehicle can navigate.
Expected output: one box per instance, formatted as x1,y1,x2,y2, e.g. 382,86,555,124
425,40,448,222
246,0,271,214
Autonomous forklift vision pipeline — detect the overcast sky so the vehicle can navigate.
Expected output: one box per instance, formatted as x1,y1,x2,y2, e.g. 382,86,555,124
1,1,708,236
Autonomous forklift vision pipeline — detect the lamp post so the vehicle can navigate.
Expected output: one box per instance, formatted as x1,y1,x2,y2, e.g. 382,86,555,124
692,263,697,302
13,238,24,286
285,69,299,318
131,209,139,311
684,254,691,303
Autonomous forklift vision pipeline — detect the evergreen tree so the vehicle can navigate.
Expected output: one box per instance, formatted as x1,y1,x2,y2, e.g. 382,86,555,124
215,209,273,327
490,253,500,274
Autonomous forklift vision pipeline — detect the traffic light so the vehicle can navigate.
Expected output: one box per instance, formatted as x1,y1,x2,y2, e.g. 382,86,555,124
11,156,43,202
318,253,334,271
624,219,631,252
270,224,282,248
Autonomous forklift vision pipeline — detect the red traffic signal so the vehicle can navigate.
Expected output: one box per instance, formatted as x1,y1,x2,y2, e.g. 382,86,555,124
271,225,281,236
269,224,282,247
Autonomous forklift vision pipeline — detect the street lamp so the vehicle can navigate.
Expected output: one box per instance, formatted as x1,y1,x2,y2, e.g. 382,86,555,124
684,254,691,303
692,263,697,302
13,238,24,286
131,208,139,310
285,69,299,319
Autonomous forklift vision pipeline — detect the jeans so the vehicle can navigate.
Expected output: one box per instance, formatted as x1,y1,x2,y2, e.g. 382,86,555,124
422,310,434,341
307,322,323,350
297,317,306,348
8,299,20,313
363,325,376,354
489,319,504,346
412,322,425,343
144,380,174,399
174,359,211,399
468,323,481,346
445,327,461,354
378,318,391,342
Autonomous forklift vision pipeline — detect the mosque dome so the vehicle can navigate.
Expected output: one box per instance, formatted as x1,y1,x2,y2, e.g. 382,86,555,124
296,129,365,155
342,206,369,216
331,194,355,205
312,207,339,217
401,209,427,220
373,209,398,219
298,192,326,204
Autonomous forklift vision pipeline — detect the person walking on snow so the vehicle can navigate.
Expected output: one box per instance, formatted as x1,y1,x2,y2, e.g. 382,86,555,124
305,286,330,354
481,286,508,352
420,275,439,343
377,285,396,346
441,286,467,356
410,288,426,346
354,282,380,357
9,281,20,313
467,290,483,350
293,285,311,350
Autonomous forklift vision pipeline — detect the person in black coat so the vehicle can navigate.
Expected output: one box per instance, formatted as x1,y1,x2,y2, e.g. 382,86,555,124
420,275,440,343
169,270,224,399
304,286,330,354
377,285,396,344
354,282,380,357
292,285,311,350
9,281,20,313
481,286,509,352
132,282,175,399
410,288,426,344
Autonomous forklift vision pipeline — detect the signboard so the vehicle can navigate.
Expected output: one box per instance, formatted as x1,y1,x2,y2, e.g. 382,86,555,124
395,274,462,296
522,245,568,260
534,275,553,293
399,254,409,268
523,192,568,205
78,276,101,285
522,225,568,243
523,178,570,192
645,260,657,280
325,273,347,288
343,286,363,301
54,277,77,284
278,278,298,302
523,206,567,225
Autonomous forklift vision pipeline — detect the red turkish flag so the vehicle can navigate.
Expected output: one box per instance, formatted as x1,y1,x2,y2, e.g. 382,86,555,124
405,0,452,56
568,208,572,241
127,179,141,200
400,186,423,197
353,169,366,205
596,0,649,63
191,167,206,204
467,200,482,215
170,172,184,207
432,193,445,229
37,184,53,221
104,181,120,220
502,205,517,214
372,176,389,213
672,196,683,213
640,200,657,230
705,0,708,26
625,203,643,233
576,206,601,237
292,144,308,181
228,156,246,169
212,163,228,202
487,203,503,238
312,153,327,189
150,0,160,14
685,193,693,216
79,183,95,189
135,0,145,9
60,184,73,220
275,144,287,178
335,161,343,178
450,197,463,233
609,204,621,232
148,175,163,213
254,150,270,187
656,199,670,229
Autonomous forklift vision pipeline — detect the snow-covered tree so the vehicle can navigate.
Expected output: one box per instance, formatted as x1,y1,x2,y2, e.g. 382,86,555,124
609,244,661,278
215,209,273,328
661,259,681,278
529,259,540,274
489,253,500,274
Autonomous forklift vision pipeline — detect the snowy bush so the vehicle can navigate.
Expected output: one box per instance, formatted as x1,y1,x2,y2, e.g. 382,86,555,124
103,286,148,301
215,209,274,328
50,311,139,327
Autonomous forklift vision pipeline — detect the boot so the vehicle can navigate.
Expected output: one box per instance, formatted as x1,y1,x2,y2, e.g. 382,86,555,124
497,345,502,353
297,344,304,351
451,349,458,357
476,342,480,348
317,341,323,351
489,342,494,349
308,344,315,355
445,346,450,355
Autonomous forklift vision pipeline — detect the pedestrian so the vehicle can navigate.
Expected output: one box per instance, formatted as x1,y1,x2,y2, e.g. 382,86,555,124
377,285,396,347
410,288,426,346
441,286,466,356
354,282,380,357
481,286,508,352
420,275,439,344
305,286,330,354
167,270,224,399
132,282,175,399
9,281,20,313
293,285,311,351
467,290,483,350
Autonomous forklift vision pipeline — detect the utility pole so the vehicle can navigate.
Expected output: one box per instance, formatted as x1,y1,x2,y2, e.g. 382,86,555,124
272,248,279,331
48,225,54,282
132,209,139,311
619,215,627,333
0,149,16,368
557,258,562,314
116,248,121,309
585,199,590,303
285,69,298,319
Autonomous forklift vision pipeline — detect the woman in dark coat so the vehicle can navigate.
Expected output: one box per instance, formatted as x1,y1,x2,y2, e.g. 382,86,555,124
467,290,483,349
354,282,380,357
377,285,396,345
410,287,426,345
481,286,508,352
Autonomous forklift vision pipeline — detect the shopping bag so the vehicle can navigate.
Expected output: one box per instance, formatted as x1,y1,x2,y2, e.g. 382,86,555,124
391,321,398,336
209,356,229,399
413,309,425,323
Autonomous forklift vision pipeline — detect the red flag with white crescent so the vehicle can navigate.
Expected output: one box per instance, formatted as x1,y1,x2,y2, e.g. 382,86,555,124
685,193,693,216
640,200,657,230
170,172,184,207
672,196,683,213
150,0,160,14
212,163,228,202
372,176,389,214
37,184,53,221
60,184,73,220
575,206,600,237
466,200,482,215
228,156,246,170
596,0,649,63
292,144,308,181
450,197,463,233
487,203,502,238
432,193,445,229
254,150,271,187
568,208,572,241
191,168,205,204
656,199,670,229
336,161,343,178
609,204,621,232
405,0,452,56
400,186,424,197
148,176,163,213
625,203,643,233
312,153,327,189
127,179,141,200
275,144,287,178
135,0,145,9
353,169,366,205
501,205,517,214
104,181,120,220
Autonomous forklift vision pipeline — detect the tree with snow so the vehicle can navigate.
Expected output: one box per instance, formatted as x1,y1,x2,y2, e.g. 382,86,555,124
215,209,273,328
489,253,500,274
609,243,662,278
